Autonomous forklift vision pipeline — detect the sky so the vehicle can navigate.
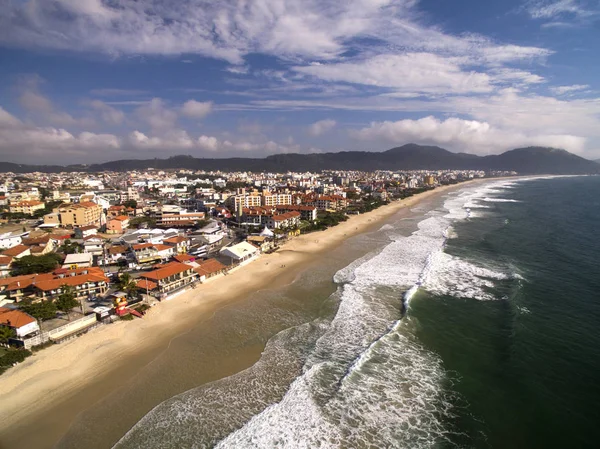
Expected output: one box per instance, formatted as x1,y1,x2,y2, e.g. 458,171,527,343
0,0,599,165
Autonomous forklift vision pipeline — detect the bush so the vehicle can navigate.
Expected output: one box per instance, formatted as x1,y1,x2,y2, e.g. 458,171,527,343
120,313,134,321
0,349,32,367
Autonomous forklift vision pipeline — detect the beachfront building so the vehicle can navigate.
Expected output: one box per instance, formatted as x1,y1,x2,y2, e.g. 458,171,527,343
266,211,301,230
139,261,198,295
274,205,317,222
193,258,228,281
220,241,259,264
0,267,109,303
0,307,40,338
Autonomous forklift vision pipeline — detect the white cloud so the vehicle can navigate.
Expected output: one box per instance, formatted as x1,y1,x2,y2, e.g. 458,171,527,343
197,135,219,151
526,0,596,19
181,100,213,119
135,98,178,132
308,119,337,136
296,53,493,95
549,84,590,95
89,100,125,125
353,116,586,155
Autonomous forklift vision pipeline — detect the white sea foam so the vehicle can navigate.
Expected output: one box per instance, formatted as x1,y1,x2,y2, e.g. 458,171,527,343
482,197,521,203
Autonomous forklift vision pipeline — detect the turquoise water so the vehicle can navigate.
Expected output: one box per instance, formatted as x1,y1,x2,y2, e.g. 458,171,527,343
114,176,600,448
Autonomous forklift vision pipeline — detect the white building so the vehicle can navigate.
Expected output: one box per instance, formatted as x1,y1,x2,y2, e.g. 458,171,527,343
220,241,259,263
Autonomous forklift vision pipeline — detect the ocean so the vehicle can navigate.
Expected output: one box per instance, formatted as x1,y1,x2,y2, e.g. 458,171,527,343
112,176,600,449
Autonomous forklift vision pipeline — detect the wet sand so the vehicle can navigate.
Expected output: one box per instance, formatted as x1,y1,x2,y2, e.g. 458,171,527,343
0,183,473,449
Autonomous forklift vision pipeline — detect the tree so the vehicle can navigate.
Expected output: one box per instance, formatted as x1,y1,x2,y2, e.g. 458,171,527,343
19,300,57,322
0,326,16,344
11,253,62,275
117,273,138,299
61,239,81,255
123,199,138,209
55,285,79,321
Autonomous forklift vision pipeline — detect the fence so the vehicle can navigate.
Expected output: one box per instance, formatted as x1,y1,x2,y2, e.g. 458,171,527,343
15,314,100,349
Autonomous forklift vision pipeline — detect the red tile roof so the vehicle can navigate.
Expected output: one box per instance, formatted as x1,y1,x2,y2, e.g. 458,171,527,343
140,262,193,281
0,255,13,266
194,258,227,277
136,279,158,291
174,254,194,262
0,307,36,328
2,244,30,257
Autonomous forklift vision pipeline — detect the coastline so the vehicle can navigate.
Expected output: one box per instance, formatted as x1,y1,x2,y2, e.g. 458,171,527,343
0,180,480,449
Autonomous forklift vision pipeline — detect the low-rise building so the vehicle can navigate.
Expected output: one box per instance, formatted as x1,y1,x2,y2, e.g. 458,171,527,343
220,241,259,264
107,216,130,234
139,262,198,295
62,253,93,269
9,200,45,215
2,244,31,259
0,307,39,338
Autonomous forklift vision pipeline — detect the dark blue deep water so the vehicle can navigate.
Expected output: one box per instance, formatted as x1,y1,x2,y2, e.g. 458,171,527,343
412,176,600,448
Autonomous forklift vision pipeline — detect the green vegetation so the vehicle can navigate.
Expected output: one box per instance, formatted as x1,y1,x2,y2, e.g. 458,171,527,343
61,238,81,255
0,348,32,375
55,285,79,321
129,216,156,229
119,313,134,321
302,211,349,232
19,300,57,322
0,326,16,344
117,273,138,299
123,199,138,209
11,253,63,275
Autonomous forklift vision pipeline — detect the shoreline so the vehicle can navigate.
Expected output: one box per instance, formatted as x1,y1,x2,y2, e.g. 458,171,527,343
0,180,482,449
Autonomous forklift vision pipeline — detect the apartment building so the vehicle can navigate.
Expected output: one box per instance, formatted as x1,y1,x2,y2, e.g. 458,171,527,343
9,200,45,215
139,261,198,295
261,193,292,207
43,201,103,227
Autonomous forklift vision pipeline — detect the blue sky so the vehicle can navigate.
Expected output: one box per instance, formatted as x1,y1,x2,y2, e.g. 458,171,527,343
0,0,598,164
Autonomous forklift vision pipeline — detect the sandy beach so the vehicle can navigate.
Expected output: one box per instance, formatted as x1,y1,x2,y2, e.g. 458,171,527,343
0,182,472,449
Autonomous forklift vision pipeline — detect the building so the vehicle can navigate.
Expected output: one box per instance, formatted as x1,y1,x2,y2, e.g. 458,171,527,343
0,232,24,250
44,202,103,228
157,211,206,228
0,307,40,338
266,211,301,230
105,245,129,265
139,262,198,295
2,244,31,259
0,268,109,303
107,216,130,234
275,205,317,222
9,200,45,215
220,241,259,264
193,258,227,280
163,235,190,254
131,243,162,264
62,253,93,269
0,256,12,278
83,235,104,256
262,192,292,207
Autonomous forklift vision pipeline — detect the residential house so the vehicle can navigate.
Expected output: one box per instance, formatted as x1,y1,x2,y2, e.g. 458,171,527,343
194,258,227,281
62,253,93,269
21,235,56,256
83,235,105,256
0,256,12,278
2,244,31,259
139,262,198,295
74,225,98,239
0,307,39,338
106,245,129,265
131,243,162,264
163,235,190,254
107,216,130,234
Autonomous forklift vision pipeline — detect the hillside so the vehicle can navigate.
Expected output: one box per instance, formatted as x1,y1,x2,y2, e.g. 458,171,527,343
1,144,598,175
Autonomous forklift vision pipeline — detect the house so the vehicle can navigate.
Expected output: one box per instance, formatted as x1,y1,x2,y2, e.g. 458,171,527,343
107,216,130,234
246,235,275,253
0,307,40,338
21,234,56,256
194,258,227,280
163,235,190,254
154,244,175,260
105,245,129,265
0,255,12,278
2,244,31,259
62,253,93,269
139,262,198,295
131,243,162,264
220,241,259,264
107,205,127,218
173,254,196,264
83,235,104,256
73,225,98,239
275,205,317,222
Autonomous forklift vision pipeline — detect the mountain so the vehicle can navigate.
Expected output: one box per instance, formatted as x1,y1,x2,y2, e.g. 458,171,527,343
1,145,598,175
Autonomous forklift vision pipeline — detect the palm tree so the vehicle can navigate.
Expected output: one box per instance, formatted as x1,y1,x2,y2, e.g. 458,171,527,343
117,273,138,299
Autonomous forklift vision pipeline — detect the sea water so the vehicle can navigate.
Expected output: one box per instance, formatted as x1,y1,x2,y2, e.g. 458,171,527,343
114,176,600,449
